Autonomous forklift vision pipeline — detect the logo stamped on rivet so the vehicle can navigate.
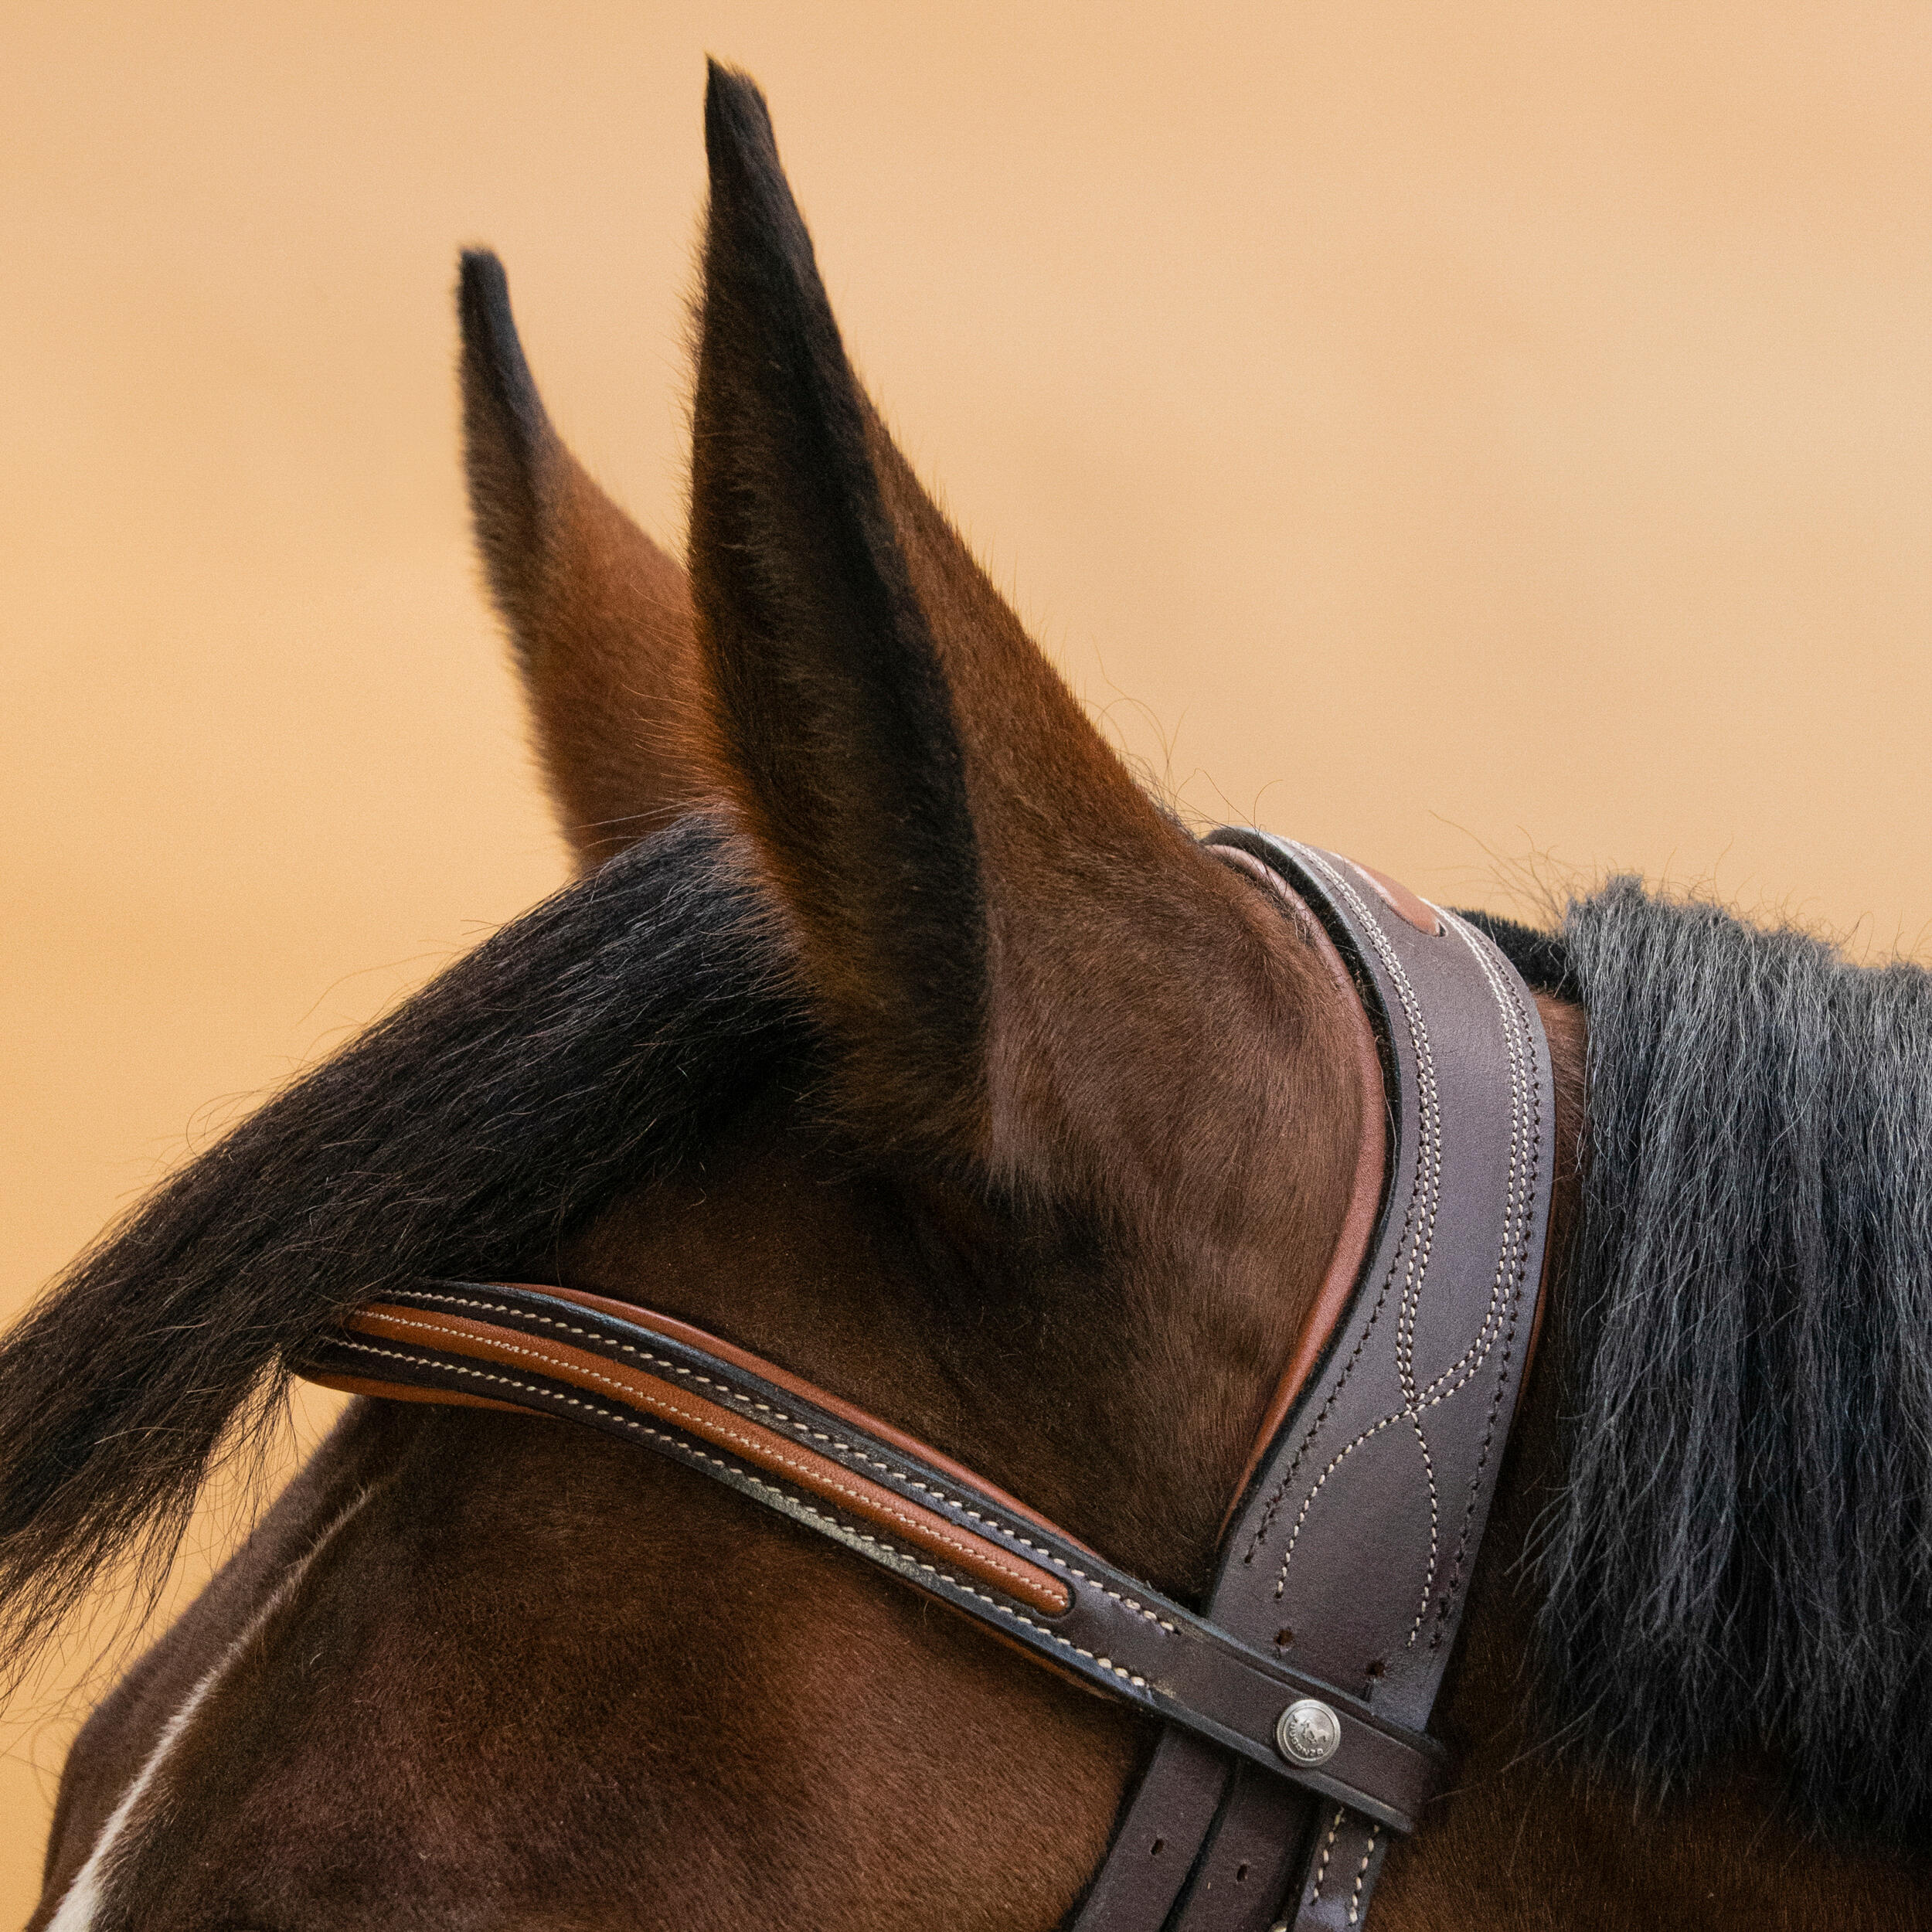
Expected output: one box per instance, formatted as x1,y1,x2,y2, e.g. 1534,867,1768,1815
1276,1696,1342,1767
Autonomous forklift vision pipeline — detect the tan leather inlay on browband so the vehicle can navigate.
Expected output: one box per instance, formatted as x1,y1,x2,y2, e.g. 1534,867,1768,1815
533,1282,1094,1553
342,1304,1073,1619
284,834,1553,1930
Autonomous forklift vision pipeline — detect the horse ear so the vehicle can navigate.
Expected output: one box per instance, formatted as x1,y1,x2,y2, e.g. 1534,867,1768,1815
459,251,706,866
692,65,1323,1183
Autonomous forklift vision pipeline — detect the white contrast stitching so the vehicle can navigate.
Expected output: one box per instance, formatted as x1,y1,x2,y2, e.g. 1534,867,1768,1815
381,1287,1183,1634
1403,1416,1440,1645
1305,1806,1345,1906
1346,1822,1381,1924
323,1335,1160,1692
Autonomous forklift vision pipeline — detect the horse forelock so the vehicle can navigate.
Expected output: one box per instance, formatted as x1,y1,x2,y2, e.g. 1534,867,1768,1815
1522,878,1932,1842
0,812,809,1692
19,813,1930,1876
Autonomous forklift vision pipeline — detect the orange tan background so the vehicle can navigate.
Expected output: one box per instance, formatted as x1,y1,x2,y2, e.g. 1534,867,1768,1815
5,1,1930,1911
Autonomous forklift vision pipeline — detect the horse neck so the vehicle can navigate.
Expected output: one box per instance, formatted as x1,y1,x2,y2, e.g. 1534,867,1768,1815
1380,992,1932,1929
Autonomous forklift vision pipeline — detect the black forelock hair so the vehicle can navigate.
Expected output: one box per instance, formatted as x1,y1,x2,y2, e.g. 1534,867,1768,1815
0,813,809,1687
9,835,1930,1842
1491,879,1932,1843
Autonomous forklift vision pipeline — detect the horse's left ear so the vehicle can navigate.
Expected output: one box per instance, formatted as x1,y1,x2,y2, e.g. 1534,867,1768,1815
460,251,708,866
692,65,1335,1191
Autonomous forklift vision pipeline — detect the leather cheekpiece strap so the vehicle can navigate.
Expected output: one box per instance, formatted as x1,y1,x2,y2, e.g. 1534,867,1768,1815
1067,835,1556,1932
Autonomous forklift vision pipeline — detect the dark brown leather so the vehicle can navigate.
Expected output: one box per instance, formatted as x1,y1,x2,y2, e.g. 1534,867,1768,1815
292,832,1555,1931
342,1301,1075,1615
1290,1808,1389,1930
299,1278,1445,1830
1067,835,1556,1932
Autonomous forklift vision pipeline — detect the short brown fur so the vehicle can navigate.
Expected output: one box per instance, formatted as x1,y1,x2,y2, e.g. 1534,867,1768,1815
24,65,1930,1932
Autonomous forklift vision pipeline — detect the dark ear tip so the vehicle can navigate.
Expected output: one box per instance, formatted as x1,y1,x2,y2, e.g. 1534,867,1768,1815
459,247,509,315
702,59,777,175
457,248,516,363
457,247,548,454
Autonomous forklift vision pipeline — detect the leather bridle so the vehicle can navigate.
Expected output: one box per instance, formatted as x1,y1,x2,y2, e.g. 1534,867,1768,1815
295,830,1556,1931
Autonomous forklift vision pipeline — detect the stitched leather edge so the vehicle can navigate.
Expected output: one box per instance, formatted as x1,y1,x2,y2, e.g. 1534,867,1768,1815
345,1304,1074,1617
295,1288,1446,1829
1206,842,1390,1523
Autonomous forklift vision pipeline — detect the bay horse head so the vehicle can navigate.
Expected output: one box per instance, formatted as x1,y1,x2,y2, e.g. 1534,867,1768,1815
5,63,1928,1932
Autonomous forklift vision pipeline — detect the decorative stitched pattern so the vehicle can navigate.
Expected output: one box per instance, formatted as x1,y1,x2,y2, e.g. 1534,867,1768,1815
1256,849,1540,1656
1388,910,1538,1645
1406,915,1537,1406
1422,913,1544,1646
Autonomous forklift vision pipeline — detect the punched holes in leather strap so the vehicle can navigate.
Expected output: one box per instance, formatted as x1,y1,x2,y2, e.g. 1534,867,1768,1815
342,1304,1073,1619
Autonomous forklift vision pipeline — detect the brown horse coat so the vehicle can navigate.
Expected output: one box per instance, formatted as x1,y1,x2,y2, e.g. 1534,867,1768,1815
22,65,1932,1932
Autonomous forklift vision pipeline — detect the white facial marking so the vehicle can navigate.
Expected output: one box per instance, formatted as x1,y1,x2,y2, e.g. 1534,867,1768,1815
45,1485,383,1930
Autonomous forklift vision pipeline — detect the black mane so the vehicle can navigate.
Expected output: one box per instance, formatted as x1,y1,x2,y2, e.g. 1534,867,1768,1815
0,815,806,1682
1525,878,1932,1840
7,840,1928,1838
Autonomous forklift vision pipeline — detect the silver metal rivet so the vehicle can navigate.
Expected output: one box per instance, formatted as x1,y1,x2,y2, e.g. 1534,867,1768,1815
1275,1697,1342,1767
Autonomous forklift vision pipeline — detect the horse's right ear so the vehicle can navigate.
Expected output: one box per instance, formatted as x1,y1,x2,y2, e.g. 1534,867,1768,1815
459,251,706,866
690,66,1335,1189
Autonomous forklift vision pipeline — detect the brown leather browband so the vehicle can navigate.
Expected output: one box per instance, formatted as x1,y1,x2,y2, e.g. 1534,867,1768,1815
294,832,1556,1932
